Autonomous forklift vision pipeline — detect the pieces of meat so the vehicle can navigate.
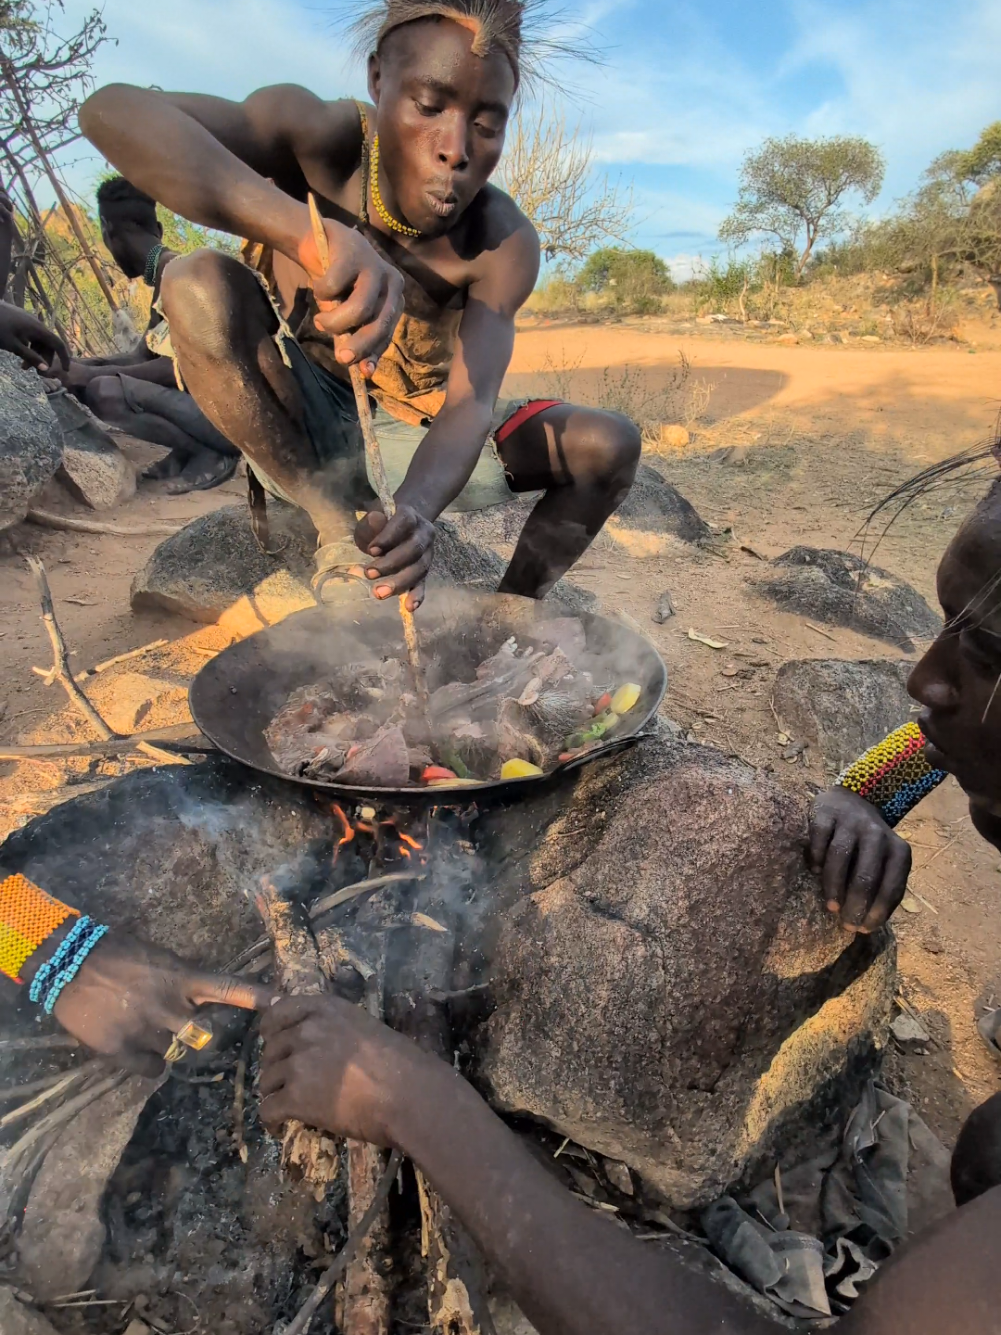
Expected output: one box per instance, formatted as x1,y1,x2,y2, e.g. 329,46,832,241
494,699,546,768
524,618,587,661
526,690,594,749
265,617,598,785
264,684,343,774
336,725,410,787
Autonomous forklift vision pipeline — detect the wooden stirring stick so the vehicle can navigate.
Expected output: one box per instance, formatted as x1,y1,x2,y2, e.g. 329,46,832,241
308,194,426,700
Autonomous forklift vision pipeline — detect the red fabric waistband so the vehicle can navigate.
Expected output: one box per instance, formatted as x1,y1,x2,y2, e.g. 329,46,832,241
494,399,564,443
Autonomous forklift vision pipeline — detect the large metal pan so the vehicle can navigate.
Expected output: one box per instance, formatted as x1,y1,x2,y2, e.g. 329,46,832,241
189,588,667,803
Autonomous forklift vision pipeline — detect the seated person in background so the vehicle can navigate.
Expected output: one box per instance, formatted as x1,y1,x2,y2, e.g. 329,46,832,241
254,453,1001,1335
62,176,240,493
0,180,70,374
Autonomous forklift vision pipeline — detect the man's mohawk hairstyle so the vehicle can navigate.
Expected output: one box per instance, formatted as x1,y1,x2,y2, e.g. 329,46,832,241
347,0,598,90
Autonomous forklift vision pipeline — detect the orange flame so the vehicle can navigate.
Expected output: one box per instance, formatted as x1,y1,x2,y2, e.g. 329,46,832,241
331,804,355,847
399,832,423,852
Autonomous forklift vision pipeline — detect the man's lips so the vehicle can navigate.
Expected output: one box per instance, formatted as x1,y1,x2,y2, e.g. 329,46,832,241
425,188,459,218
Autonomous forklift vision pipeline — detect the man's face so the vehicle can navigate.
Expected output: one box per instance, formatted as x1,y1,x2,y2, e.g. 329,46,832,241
909,497,1001,847
100,214,129,272
100,214,137,278
369,18,516,238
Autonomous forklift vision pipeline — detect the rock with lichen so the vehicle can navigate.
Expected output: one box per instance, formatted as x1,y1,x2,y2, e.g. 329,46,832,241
0,352,63,531
130,501,595,624
773,657,916,778
473,727,896,1209
749,547,940,650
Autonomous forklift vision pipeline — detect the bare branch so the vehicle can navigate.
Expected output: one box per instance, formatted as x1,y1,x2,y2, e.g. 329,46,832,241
498,100,634,264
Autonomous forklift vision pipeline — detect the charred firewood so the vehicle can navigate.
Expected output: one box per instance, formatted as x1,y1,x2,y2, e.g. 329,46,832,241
386,861,496,1335
252,870,339,1192
311,906,394,1335
336,982,394,1335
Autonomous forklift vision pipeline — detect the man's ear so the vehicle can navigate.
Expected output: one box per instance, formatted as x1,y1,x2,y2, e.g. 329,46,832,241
368,51,382,105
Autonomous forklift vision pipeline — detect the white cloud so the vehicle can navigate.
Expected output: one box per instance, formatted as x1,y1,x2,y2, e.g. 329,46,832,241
64,0,365,95
783,0,1001,196
660,251,707,282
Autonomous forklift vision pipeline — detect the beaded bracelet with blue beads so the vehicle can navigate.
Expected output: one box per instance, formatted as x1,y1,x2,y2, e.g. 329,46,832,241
28,915,93,1005
41,923,110,1016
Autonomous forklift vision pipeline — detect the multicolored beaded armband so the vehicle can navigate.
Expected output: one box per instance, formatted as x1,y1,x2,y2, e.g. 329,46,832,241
0,873,79,985
836,721,947,828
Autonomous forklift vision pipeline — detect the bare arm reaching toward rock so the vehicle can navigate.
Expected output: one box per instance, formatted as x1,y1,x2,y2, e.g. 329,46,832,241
259,992,1001,1335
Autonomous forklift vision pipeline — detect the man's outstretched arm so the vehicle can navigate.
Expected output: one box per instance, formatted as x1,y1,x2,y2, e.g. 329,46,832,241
79,86,403,371
259,994,775,1335
79,85,357,249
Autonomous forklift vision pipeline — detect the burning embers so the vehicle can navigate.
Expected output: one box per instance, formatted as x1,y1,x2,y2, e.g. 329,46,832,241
329,802,429,871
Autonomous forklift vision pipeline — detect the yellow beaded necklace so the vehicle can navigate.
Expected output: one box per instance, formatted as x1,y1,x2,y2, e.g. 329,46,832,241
368,134,422,239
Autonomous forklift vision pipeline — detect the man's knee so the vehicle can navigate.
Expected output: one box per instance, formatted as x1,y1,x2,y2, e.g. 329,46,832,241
564,408,642,486
85,374,126,422
160,248,262,361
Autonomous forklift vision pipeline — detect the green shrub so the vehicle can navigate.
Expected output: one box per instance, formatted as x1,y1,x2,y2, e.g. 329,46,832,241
577,247,674,314
698,256,752,310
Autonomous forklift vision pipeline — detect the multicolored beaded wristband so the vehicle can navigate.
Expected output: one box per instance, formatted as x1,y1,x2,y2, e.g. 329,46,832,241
836,721,948,828
41,922,109,1016
0,873,80,986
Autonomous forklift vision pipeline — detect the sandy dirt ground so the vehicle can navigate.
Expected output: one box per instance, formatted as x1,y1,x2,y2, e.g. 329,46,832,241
2,321,1000,1154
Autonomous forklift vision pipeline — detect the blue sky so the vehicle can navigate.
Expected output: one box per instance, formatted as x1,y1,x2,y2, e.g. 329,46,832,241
56,0,1001,279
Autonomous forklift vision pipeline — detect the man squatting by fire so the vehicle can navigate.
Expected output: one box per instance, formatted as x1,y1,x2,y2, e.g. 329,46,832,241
77,0,643,609
3,0,1001,1330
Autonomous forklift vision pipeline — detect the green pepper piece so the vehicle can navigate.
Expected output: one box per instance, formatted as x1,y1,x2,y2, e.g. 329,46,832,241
565,708,619,752
438,744,470,780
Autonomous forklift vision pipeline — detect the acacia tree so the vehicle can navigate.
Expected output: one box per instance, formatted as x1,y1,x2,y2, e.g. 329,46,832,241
905,158,1001,291
497,101,634,264
719,134,885,279
953,121,1001,186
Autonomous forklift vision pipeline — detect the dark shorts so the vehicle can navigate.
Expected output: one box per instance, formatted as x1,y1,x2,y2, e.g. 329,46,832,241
258,340,561,514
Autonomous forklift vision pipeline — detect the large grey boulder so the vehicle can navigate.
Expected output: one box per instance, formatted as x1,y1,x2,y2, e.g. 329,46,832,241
49,391,136,509
773,658,916,779
0,352,63,531
749,547,941,650
613,462,711,543
0,757,328,971
130,501,316,623
131,502,595,624
0,1289,61,1335
474,731,896,1209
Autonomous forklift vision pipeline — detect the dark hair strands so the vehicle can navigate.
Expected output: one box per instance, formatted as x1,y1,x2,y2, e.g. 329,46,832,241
856,410,1001,637
96,175,159,229
332,0,601,95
